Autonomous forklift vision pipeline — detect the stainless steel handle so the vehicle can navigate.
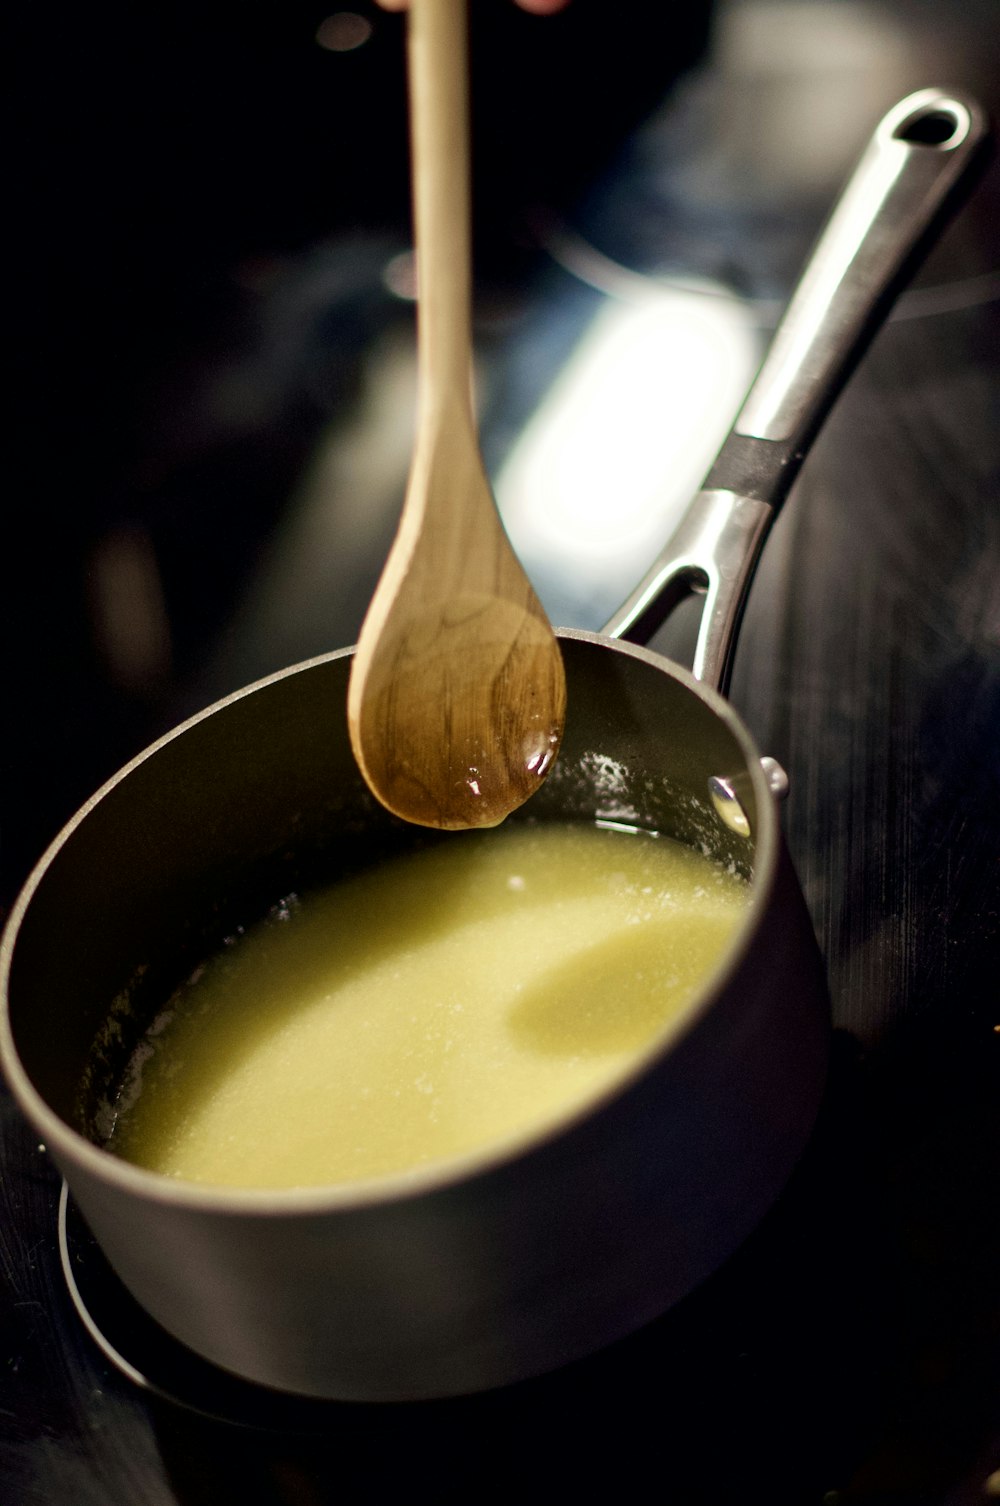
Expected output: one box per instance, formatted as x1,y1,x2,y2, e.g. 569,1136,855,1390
604,88,990,693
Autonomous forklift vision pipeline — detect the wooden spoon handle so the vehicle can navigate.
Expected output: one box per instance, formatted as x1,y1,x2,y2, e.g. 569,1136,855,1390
347,0,566,830
409,0,473,422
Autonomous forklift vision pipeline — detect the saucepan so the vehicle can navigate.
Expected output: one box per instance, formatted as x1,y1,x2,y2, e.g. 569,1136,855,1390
0,90,988,1402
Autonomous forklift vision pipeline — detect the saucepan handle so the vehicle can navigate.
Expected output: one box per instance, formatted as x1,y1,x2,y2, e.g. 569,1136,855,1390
603,88,990,693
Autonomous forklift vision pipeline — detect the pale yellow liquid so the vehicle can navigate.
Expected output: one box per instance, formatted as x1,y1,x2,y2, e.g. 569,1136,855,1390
108,824,749,1189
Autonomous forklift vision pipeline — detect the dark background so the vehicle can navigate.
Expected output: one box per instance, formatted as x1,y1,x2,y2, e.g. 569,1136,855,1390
4,0,709,902
3,1,999,1501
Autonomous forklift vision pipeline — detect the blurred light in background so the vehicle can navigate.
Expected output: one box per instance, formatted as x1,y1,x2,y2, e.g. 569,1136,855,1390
496,280,760,628
383,250,418,302
315,13,373,53
196,328,417,690
89,527,173,692
716,1,927,191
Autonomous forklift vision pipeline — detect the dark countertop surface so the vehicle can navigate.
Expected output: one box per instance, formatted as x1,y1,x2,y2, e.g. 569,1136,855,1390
3,1,999,1501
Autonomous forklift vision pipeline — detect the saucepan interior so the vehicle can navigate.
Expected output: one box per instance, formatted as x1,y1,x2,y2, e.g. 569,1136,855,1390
6,634,761,1148
0,633,827,1399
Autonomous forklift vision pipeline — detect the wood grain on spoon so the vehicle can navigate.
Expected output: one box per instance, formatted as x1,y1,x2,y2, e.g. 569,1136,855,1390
347,0,566,829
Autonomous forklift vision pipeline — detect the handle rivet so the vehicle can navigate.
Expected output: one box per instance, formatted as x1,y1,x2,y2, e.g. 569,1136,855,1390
760,756,790,800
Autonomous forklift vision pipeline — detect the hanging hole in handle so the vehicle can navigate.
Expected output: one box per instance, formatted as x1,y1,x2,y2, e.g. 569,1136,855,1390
612,564,710,653
893,103,968,148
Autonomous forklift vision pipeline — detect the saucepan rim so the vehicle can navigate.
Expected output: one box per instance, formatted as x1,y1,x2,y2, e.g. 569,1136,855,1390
0,631,778,1216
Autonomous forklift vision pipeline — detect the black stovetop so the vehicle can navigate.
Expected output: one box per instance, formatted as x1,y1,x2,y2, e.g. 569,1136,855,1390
4,1,999,1501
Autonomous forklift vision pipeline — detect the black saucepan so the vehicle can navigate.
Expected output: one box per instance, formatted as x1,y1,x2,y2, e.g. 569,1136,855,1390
0,90,988,1401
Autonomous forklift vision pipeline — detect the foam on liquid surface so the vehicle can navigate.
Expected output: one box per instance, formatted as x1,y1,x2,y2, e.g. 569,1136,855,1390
108,823,750,1189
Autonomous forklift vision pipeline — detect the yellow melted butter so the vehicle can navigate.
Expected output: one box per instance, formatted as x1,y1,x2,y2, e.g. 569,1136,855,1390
108,824,750,1189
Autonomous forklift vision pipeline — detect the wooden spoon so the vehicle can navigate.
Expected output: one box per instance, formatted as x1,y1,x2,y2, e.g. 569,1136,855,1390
347,0,566,830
